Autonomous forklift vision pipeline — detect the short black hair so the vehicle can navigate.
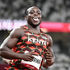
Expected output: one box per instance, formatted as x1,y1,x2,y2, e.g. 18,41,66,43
25,6,40,16
25,8,28,16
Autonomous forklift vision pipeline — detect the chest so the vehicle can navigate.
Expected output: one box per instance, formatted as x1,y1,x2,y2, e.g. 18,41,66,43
20,31,49,47
14,30,50,56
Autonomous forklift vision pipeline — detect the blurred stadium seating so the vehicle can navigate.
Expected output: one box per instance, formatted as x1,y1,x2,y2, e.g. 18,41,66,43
0,0,70,70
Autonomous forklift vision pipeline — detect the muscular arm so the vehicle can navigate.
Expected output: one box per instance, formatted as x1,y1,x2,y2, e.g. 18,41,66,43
0,29,23,59
42,35,55,68
0,28,34,61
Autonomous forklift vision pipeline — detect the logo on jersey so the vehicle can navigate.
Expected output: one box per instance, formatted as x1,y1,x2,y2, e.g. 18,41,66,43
28,35,47,46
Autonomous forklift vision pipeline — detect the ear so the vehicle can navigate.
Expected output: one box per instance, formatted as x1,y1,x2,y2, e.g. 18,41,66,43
25,16,28,20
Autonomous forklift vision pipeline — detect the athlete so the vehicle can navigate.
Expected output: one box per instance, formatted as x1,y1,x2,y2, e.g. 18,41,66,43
0,6,54,70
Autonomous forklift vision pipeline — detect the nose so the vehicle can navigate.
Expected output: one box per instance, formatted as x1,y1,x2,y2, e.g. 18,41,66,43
34,12,38,16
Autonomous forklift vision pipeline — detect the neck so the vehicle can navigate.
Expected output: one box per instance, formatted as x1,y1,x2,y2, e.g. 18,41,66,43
28,24,40,34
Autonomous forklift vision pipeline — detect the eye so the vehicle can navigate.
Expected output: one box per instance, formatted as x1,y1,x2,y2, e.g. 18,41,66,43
38,12,41,14
29,11,34,14
37,11,41,15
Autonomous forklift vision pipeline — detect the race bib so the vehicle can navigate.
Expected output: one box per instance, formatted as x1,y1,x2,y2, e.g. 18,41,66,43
21,51,42,70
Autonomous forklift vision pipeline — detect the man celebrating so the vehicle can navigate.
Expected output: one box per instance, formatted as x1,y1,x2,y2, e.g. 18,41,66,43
0,6,54,70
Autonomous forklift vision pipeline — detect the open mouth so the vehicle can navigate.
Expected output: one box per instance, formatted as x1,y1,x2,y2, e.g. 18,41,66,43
33,17,39,22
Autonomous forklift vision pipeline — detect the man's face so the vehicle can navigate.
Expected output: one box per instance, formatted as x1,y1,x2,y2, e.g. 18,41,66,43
26,6,42,26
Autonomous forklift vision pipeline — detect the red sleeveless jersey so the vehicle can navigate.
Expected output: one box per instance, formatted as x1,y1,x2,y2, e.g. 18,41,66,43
6,25,49,70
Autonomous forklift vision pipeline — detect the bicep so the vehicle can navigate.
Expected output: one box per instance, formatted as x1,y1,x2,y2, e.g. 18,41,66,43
47,36,55,59
7,37,18,48
0,29,20,49
0,36,18,49
46,35,54,55
47,35,53,48
47,35,53,54
0,28,23,50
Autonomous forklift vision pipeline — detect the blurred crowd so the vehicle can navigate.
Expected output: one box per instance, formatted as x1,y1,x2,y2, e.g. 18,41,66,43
41,0,70,22
0,0,70,70
48,43,70,70
0,0,70,22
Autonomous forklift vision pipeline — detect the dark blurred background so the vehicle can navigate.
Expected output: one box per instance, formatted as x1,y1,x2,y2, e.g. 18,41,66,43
0,0,70,70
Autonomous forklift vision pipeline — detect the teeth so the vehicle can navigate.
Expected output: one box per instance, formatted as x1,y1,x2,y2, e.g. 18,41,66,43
33,17,39,21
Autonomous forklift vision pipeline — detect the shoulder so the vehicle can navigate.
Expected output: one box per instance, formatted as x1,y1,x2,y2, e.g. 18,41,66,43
10,26,24,38
45,34,53,47
44,33,52,41
40,28,48,33
47,34,53,41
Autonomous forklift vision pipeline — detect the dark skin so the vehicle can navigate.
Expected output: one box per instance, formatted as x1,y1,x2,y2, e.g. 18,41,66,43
0,6,54,69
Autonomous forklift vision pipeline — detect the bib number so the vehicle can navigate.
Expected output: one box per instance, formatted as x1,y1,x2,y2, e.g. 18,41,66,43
21,55,42,70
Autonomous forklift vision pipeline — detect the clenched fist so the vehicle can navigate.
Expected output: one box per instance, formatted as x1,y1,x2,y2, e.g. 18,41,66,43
44,48,54,66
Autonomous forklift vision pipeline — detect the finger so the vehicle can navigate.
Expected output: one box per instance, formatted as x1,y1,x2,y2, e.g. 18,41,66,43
31,53,38,56
26,57,34,61
29,51,35,54
26,59,33,61
25,54,34,59
46,49,52,53
46,53,53,57
45,56,52,58
45,50,50,54
46,55,53,58
47,51,53,55
46,59,52,62
29,55,34,59
44,49,48,52
46,57,52,59
30,51,38,56
44,53,49,57
46,50,50,54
